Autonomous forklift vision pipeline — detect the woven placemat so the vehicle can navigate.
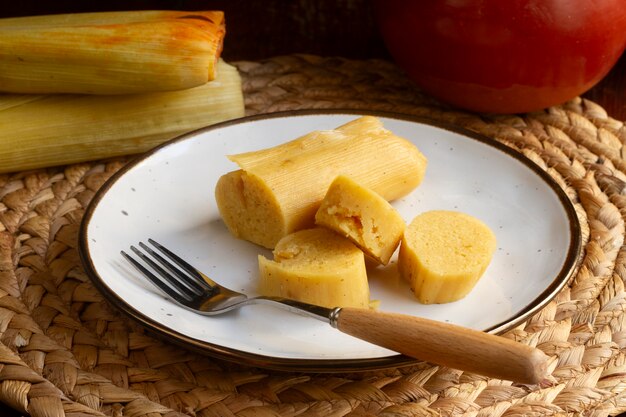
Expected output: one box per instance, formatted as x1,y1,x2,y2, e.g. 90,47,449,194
2,54,626,417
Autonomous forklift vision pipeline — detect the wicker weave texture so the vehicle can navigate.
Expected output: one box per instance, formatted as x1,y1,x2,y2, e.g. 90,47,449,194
1,55,626,416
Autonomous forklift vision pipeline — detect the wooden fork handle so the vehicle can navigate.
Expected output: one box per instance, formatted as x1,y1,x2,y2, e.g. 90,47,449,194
335,307,550,384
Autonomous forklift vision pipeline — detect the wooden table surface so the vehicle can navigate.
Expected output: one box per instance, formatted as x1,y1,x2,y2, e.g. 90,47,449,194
1,2,626,416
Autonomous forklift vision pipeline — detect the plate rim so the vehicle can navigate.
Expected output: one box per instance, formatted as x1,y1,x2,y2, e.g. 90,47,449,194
78,109,583,372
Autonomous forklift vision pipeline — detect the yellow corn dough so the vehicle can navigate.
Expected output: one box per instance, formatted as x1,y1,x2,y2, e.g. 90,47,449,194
315,175,405,265
398,210,496,304
258,228,370,308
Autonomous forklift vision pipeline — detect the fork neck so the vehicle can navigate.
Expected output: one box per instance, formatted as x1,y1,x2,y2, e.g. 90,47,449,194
255,297,340,323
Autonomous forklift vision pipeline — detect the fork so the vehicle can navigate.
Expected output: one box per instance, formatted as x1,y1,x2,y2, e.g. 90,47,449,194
122,238,550,384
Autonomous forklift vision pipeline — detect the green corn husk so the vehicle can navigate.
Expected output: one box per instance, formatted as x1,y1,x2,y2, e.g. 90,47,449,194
0,59,244,173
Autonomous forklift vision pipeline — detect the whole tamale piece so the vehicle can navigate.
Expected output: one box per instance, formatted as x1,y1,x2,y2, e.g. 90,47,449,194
0,11,226,94
215,116,428,249
0,60,244,173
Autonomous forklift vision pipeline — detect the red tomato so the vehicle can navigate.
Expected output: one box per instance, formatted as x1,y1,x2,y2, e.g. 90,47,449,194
374,0,626,113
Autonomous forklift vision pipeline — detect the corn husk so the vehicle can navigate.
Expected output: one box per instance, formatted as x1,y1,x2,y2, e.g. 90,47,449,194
0,10,225,94
0,59,244,173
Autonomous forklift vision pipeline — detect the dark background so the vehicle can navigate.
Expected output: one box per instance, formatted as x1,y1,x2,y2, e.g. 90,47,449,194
0,2,626,416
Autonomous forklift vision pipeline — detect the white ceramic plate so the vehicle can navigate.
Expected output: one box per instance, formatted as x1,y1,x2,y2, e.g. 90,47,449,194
79,111,581,371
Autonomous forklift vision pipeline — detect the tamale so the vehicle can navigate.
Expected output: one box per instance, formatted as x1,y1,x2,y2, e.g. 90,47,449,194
0,59,244,173
215,116,428,249
0,10,225,94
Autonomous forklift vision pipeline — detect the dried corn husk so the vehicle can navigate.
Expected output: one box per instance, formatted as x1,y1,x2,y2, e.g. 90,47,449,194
0,59,244,173
0,10,225,94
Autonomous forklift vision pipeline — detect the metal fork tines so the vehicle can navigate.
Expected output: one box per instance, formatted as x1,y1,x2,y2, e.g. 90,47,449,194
121,239,248,313
122,239,334,319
